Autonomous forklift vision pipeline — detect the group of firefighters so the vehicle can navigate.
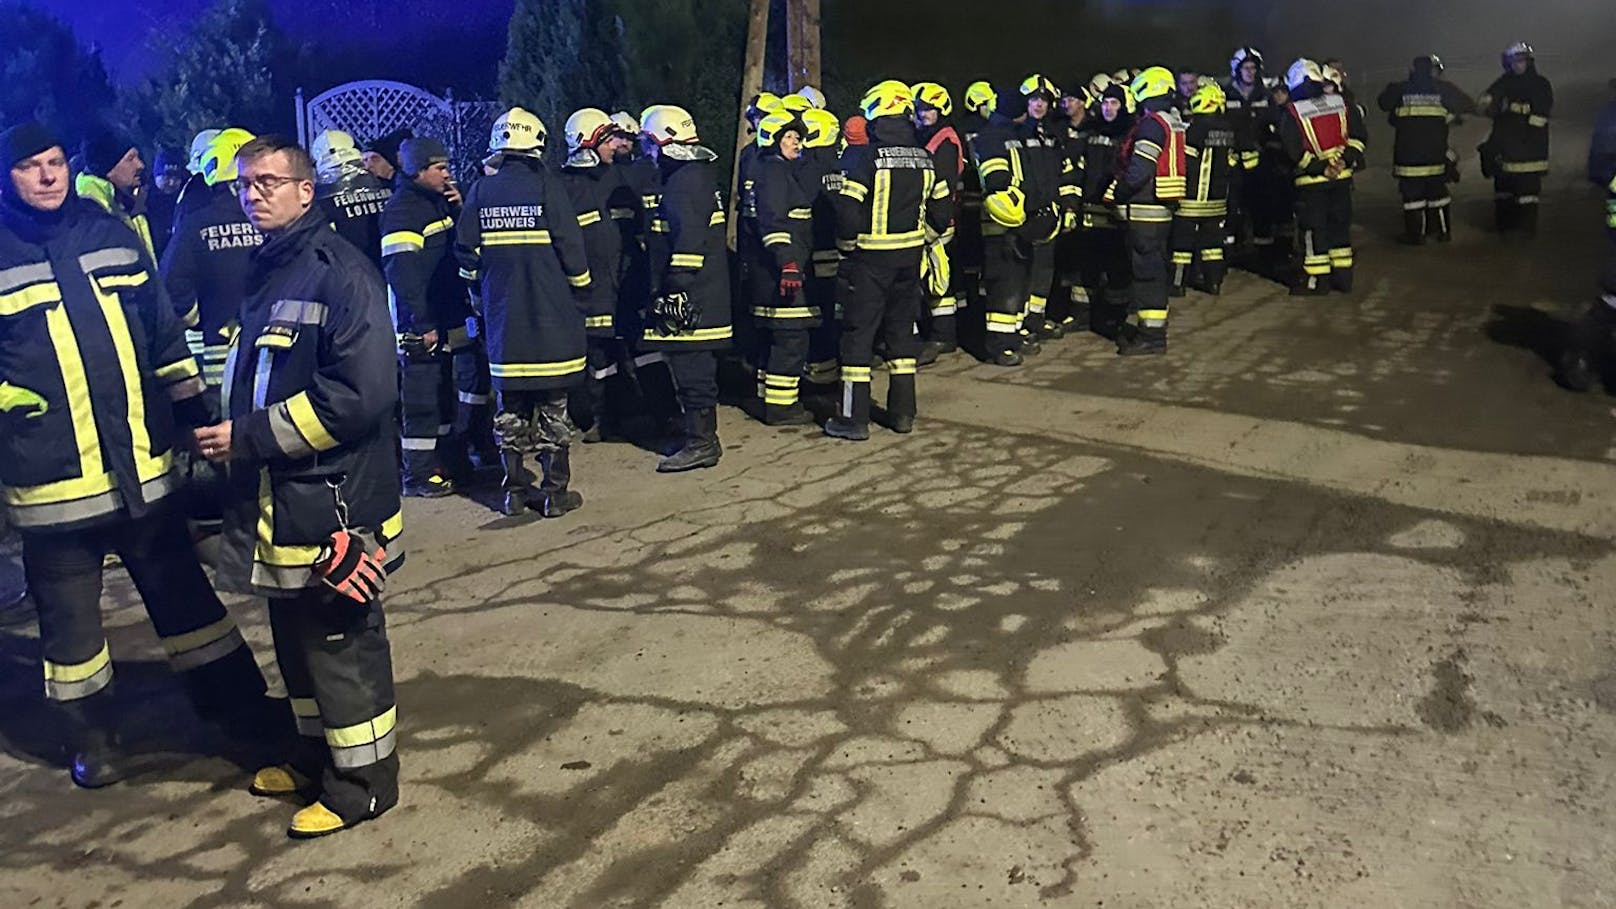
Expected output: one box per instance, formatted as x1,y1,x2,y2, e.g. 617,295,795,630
0,35,1602,842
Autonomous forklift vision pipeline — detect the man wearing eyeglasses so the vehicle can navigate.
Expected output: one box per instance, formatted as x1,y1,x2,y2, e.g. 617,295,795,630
194,134,404,839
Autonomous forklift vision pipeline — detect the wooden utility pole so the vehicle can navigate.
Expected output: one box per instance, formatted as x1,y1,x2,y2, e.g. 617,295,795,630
729,0,770,249
796,0,822,91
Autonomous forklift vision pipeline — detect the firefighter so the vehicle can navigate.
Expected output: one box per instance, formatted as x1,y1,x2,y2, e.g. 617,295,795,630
1479,42,1554,236
1377,55,1476,245
743,111,818,425
827,81,952,439
161,127,260,400
314,130,393,272
1111,66,1187,356
953,81,996,348
193,134,402,837
561,108,632,441
973,87,1035,366
1054,82,1091,314
736,93,783,374
1074,80,1135,337
76,130,153,260
1223,47,1273,256
1017,74,1081,340
175,127,221,224
456,108,590,514
912,82,965,361
1174,83,1236,296
800,107,844,395
638,106,733,470
1279,58,1368,295
362,128,411,184
0,122,277,789
380,137,470,498
1553,82,1616,392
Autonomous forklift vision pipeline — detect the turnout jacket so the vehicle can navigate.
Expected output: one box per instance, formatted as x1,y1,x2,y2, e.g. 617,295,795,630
612,156,657,340
318,169,393,273
216,207,402,597
643,153,732,351
802,146,844,282
76,173,155,261
836,115,953,262
559,160,626,337
1377,75,1476,177
456,156,591,389
1181,112,1237,217
752,152,818,327
380,179,466,338
1279,86,1369,187
1075,113,1134,226
0,196,208,532
1481,67,1554,175
1223,79,1273,171
1113,99,1189,222
160,182,262,386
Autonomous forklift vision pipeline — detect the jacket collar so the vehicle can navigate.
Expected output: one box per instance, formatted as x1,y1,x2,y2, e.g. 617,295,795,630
254,205,328,269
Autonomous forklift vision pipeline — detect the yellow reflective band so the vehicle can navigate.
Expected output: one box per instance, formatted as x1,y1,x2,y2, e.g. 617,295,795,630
978,158,1010,177
584,314,613,328
1527,115,1549,128
381,509,404,542
159,616,238,658
286,392,339,451
290,697,321,718
709,211,726,227
325,706,398,749
1203,249,1225,262
380,231,425,255
567,271,592,288
577,211,603,227
1499,160,1549,174
857,229,926,250
840,180,870,201
0,281,62,315
1394,164,1447,178
92,281,155,476
1346,138,1366,152
872,170,891,238
490,357,588,378
751,306,817,319
155,358,201,383
932,181,952,200
641,325,733,342
670,253,705,269
482,230,553,246
1394,106,1449,118
887,358,917,376
840,366,872,382
762,232,792,246
609,207,635,220
94,272,148,290
788,208,813,220
422,217,454,237
44,642,111,683
255,469,323,572
1137,308,1169,320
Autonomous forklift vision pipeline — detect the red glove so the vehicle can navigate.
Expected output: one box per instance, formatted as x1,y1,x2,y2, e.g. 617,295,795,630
312,530,388,605
778,262,804,296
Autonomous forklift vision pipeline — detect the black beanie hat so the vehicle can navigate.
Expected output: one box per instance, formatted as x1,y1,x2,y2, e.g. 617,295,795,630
80,129,136,177
366,128,414,169
993,87,1024,119
0,122,61,169
398,137,449,176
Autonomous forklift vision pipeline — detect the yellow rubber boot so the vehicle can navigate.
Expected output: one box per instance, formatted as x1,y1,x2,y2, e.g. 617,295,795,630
288,802,349,838
249,765,310,798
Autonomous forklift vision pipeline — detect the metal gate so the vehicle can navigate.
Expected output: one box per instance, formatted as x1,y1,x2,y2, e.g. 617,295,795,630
295,80,503,181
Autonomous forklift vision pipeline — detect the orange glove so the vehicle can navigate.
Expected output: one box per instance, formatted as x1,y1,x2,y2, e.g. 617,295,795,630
312,530,388,605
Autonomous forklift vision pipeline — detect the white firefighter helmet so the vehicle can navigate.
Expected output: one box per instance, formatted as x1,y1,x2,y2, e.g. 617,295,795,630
1087,72,1114,98
1286,58,1323,92
491,107,546,155
641,105,701,146
311,130,361,181
187,128,222,175
1502,41,1534,69
796,85,827,109
565,108,617,155
1230,47,1265,81
609,111,639,135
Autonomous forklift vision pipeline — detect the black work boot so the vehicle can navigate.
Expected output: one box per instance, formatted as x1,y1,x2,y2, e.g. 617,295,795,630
881,373,917,434
1495,199,1516,234
1429,206,1452,243
62,690,130,789
1117,325,1168,357
824,379,872,441
499,450,529,516
764,402,815,426
1329,266,1354,294
537,448,583,517
657,409,722,472
1399,209,1427,245
1518,204,1539,237
1067,298,1092,333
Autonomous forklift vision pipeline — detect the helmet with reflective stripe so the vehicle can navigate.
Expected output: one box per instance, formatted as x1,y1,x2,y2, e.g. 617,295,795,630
911,82,953,117
1019,73,1058,100
756,111,807,149
1286,58,1323,92
1230,46,1265,81
800,108,841,149
610,111,639,135
565,108,616,154
1189,83,1227,115
642,105,701,146
1321,63,1345,89
1502,41,1534,69
311,130,361,182
780,93,814,113
747,92,783,122
796,85,827,109
201,127,255,187
984,186,1027,228
1129,66,1174,103
1087,72,1115,98
861,80,915,119
1111,69,1131,85
187,128,222,175
491,107,546,154
964,81,997,114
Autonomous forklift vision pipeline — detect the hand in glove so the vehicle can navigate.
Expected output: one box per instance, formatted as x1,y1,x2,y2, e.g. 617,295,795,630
778,262,804,297
313,530,388,606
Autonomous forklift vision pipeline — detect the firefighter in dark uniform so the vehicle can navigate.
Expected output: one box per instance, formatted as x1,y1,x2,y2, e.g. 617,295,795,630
560,109,630,440
173,128,221,230
1173,83,1236,296
912,82,965,361
799,108,844,395
735,93,782,376
161,127,261,399
195,135,402,838
1279,59,1368,295
1074,79,1135,337
1054,82,1090,327
1017,74,1081,341
1111,66,1187,356
1553,83,1616,392
608,111,682,432
828,81,952,439
748,111,819,426
1377,55,1476,245
381,137,469,498
1480,42,1554,236
1223,49,1272,256
638,105,733,471
456,108,591,516
973,88,1036,366
0,122,276,789
313,130,393,273
954,81,996,325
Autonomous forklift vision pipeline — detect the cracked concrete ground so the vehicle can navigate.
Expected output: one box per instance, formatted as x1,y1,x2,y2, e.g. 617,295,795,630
2,171,1615,908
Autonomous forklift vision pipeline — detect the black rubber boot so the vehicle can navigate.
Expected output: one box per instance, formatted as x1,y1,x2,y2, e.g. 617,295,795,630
764,402,815,426
657,409,722,472
824,379,872,441
1518,204,1539,237
1329,267,1354,294
1117,325,1168,357
882,374,917,434
537,447,583,517
1399,209,1427,245
62,690,130,789
499,450,529,516
1495,199,1516,234
1429,206,1452,243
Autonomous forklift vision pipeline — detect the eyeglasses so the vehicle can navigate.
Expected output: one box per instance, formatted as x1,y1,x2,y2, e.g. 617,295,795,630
231,174,303,196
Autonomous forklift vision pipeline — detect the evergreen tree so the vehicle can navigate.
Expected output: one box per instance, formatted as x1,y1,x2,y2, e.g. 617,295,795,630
498,0,626,140
0,3,115,146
